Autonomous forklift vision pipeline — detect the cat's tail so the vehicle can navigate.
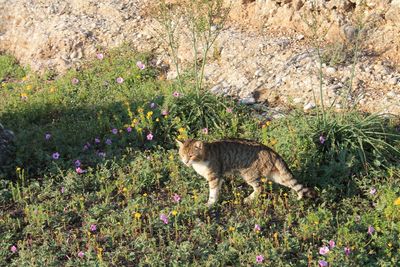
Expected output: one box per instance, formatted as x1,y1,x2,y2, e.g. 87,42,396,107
273,158,316,200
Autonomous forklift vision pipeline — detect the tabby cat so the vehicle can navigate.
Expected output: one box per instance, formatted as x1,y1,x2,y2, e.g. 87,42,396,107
177,138,316,206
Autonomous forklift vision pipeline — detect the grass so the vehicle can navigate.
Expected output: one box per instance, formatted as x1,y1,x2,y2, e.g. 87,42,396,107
1,46,400,266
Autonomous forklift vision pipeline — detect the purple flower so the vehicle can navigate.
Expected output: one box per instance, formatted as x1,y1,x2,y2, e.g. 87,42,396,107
45,133,51,140
329,240,335,249
146,133,153,141
10,245,17,253
83,144,89,150
318,260,328,267
112,128,118,134
105,138,112,145
160,213,168,224
319,246,330,255
368,225,375,235
96,53,104,60
161,110,169,116
127,126,132,133
76,167,86,174
90,224,97,232
98,151,106,158
95,138,100,144
61,187,65,194
71,78,79,85
173,91,180,97
136,61,146,70
116,77,124,84
77,251,84,258
173,193,181,203
256,255,264,263
149,102,156,109
369,187,376,195
202,128,209,134
344,247,351,256
254,224,261,232
74,160,81,167
52,152,60,160
319,135,326,144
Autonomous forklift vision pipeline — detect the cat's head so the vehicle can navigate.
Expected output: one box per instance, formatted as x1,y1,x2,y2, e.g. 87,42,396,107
176,139,205,166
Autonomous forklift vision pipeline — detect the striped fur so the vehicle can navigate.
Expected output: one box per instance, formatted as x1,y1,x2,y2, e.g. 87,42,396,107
177,138,316,206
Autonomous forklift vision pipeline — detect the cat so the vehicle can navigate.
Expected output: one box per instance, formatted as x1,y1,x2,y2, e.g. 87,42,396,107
177,138,316,206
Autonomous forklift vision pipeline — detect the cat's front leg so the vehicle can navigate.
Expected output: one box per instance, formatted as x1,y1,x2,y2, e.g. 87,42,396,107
206,176,223,207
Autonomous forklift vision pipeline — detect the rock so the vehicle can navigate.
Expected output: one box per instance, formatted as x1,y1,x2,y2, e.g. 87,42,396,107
326,67,336,75
303,102,316,111
240,96,256,105
388,77,398,85
387,91,396,98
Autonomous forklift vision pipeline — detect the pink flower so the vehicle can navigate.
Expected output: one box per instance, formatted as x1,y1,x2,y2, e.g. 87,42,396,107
160,213,168,224
90,224,97,232
10,245,17,253
146,133,153,141
319,135,326,144
202,128,209,134
329,240,335,249
368,225,375,235
319,246,330,255
116,77,124,84
173,91,180,97
173,193,181,203
318,260,328,267
136,61,146,70
127,126,132,133
254,224,261,232
52,152,60,160
45,133,51,140
344,247,351,256
96,53,104,60
256,255,264,263
226,107,233,113
77,251,84,258
369,187,376,195
61,187,65,194
161,110,169,116
76,167,86,174
71,78,79,85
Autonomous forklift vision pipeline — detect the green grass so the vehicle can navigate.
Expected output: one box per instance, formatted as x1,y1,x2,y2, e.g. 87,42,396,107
0,48,400,266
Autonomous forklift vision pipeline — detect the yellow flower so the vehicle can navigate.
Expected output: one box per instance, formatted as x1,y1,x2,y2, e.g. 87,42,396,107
49,87,56,93
394,197,400,206
164,115,168,119
273,232,278,239
283,193,288,197
122,187,128,192
261,177,267,183
22,76,28,81
228,226,235,232
388,243,392,247
132,118,138,125
20,93,28,99
146,111,153,119
80,197,85,201
137,108,144,113
269,139,277,146
143,193,148,197
178,127,185,133
172,210,178,216
268,181,273,185
134,212,141,219
314,221,319,225
155,118,160,122
16,167,21,172
26,85,32,91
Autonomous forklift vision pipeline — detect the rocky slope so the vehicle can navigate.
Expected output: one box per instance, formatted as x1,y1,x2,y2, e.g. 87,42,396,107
1,0,399,114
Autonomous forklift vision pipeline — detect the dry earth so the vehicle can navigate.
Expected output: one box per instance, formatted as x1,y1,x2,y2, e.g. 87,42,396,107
1,0,399,114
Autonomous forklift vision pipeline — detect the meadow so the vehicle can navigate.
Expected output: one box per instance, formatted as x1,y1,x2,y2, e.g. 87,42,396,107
0,46,399,266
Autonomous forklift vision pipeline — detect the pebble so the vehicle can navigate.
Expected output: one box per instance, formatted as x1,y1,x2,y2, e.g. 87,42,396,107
388,77,398,85
326,67,336,75
303,102,316,111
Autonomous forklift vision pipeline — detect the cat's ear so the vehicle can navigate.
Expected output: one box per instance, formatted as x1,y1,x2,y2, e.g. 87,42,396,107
176,139,184,148
194,141,203,150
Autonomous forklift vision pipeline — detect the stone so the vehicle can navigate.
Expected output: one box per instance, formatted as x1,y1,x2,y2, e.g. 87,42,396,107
303,102,316,111
388,77,398,85
326,67,336,75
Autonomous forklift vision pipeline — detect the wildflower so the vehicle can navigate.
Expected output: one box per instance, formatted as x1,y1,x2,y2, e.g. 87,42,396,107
76,167,86,174
143,193,148,197
173,193,181,203
329,240,335,249
150,102,156,109
146,133,153,141
78,251,84,258
344,247,351,256
95,138,100,144
367,225,375,235
171,210,178,216
173,91,180,97
45,133,51,140
90,224,97,232
160,213,168,224
20,93,28,100
393,197,400,206
178,128,185,133
61,187,65,194
49,87,56,93
319,135,326,144
254,224,261,232
137,108,144,113
74,160,81,167
105,138,112,145
83,144,89,150
71,78,79,85
228,226,235,232
226,107,233,113
26,84,32,90
146,111,153,119
161,110,169,116
136,61,146,70
116,77,124,84
369,187,377,195
134,212,141,219
127,126,132,133
318,260,328,267
10,245,17,253
52,152,60,160
319,246,330,255
202,128,209,134
256,255,264,263
98,151,106,158
96,53,104,60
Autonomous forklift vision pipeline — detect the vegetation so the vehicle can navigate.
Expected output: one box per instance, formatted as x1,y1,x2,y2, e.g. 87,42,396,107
0,45,399,266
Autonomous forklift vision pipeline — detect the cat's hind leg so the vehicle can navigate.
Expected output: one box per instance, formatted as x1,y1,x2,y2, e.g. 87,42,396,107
242,174,262,204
